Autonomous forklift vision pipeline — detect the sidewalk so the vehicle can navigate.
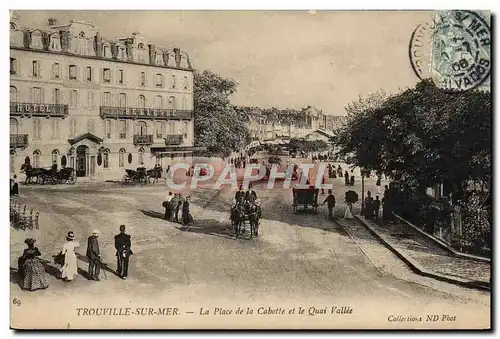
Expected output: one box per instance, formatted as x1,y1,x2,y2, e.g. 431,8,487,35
356,215,491,291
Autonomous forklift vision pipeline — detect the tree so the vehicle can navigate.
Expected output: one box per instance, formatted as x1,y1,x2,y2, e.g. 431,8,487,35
336,79,491,201
193,70,250,157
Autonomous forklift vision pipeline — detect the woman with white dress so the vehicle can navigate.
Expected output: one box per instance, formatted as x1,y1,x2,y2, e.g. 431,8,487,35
61,231,79,282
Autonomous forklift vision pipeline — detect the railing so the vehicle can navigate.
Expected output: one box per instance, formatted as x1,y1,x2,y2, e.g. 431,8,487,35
133,134,153,146
10,134,28,148
165,134,184,145
100,106,193,120
10,199,39,230
10,102,69,117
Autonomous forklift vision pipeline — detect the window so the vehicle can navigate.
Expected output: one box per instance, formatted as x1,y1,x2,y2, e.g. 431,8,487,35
119,93,127,108
137,95,146,109
156,121,164,138
10,86,18,102
50,34,61,51
10,58,17,74
138,43,145,49
103,68,111,83
70,90,78,108
138,147,145,165
119,121,127,139
51,119,60,139
118,70,124,84
69,118,77,137
155,95,163,110
51,149,59,165
103,44,111,58
53,89,60,105
103,149,109,168
69,65,77,80
10,118,18,134
119,148,126,167
140,72,146,86
87,91,95,108
86,67,92,81
105,120,112,139
155,51,164,65
184,121,189,137
182,97,188,109
33,119,41,140
77,31,87,55
136,121,147,136
171,75,176,88
30,31,43,49
52,62,60,78
103,92,111,106
168,96,176,109
33,87,42,104
183,76,188,90
33,150,41,168
87,119,95,133
155,73,163,87
32,60,40,77
61,155,67,168
118,46,126,60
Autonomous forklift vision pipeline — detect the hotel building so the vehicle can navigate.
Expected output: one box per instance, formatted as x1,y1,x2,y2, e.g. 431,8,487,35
9,12,195,181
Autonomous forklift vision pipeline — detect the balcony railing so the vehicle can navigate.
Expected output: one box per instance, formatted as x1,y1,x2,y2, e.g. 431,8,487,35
133,134,153,146
10,134,28,148
10,102,68,117
100,106,193,120
165,134,184,145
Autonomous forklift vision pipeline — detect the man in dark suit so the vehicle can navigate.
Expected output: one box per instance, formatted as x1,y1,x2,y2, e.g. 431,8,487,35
115,225,133,279
86,229,101,281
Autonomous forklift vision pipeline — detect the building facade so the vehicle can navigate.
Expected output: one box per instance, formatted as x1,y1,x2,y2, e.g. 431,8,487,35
10,13,195,180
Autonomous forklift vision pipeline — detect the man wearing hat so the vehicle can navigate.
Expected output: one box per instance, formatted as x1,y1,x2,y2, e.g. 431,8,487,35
86,229,101,281
114,225,133,279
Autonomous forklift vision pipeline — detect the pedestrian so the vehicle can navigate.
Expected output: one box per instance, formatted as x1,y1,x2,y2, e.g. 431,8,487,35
350,172,355,186
60,231,79,282
164,191,173,220
344,201,354,219
322,189,336,221
364,191,374,220
86,229,101,281
382,185,391,220
376,176,382,194
373,196,381,221
114,225,133,280
182,196,193,225
18,238,49,291
176,194,185,222
169,193,179,221
344,171,349,186
12,174,19,196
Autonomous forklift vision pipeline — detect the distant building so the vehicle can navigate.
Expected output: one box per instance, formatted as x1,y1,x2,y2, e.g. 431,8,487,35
10,12,195,180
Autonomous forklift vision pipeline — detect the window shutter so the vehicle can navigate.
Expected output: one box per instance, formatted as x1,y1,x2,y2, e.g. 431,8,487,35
52,89,56,105
40,88,45,104
29,88,33,103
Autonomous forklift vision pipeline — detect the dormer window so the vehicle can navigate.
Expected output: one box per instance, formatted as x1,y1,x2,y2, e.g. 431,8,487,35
77,31,87,55
180,54,188,68
10,22,16,30
49,33,61,52
118,46,126,60
138,43,145,49
103,44,111,58
167,52,176,67
30,30,43,49
155,51,164,66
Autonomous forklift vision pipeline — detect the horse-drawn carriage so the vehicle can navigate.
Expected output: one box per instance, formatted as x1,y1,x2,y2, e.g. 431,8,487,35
122,167,148,185
292,187,319,213
230,199,261,239
21,164,76,185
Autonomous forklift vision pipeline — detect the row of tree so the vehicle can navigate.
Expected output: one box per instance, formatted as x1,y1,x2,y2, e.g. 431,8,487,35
335,79,491,254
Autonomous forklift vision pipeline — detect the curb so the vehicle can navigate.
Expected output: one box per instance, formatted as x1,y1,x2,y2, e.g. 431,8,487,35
393,213,490,263
355,216,490,292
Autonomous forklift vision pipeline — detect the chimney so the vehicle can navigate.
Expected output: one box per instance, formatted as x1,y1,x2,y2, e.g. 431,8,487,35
48,17,57,26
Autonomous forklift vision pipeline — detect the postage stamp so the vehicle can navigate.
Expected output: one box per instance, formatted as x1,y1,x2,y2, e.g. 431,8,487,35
409,10,491,91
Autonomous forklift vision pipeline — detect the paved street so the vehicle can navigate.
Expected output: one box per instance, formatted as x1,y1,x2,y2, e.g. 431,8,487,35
10,167,490,329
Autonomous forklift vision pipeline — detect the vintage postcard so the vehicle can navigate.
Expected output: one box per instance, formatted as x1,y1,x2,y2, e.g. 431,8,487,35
8,10,491,330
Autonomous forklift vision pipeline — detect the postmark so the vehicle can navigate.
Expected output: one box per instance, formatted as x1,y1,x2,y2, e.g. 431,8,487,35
409,10,491,91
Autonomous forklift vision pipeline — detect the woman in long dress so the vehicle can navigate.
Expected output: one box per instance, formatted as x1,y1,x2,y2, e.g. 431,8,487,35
19,238,49,291
61,231,79,282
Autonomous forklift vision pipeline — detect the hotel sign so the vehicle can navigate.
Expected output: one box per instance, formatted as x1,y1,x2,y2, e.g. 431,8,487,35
100,106,193,120
10,102,68,116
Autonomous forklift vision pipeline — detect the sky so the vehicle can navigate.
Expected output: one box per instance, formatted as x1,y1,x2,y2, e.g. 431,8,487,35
16,10,433,115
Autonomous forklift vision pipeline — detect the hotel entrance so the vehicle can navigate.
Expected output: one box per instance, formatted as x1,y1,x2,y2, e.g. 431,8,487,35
76,145,88,177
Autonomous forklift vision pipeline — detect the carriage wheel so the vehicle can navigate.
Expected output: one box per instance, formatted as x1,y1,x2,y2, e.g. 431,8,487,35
139,177,148,185
68,173,77,185
121,175,129,185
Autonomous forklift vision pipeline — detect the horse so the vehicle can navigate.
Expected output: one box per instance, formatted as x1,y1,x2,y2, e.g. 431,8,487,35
20,163,48,184
230,198,261,238
146,168,161,184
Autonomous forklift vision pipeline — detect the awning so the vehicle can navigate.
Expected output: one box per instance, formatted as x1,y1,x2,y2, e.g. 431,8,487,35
151,146,207,155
